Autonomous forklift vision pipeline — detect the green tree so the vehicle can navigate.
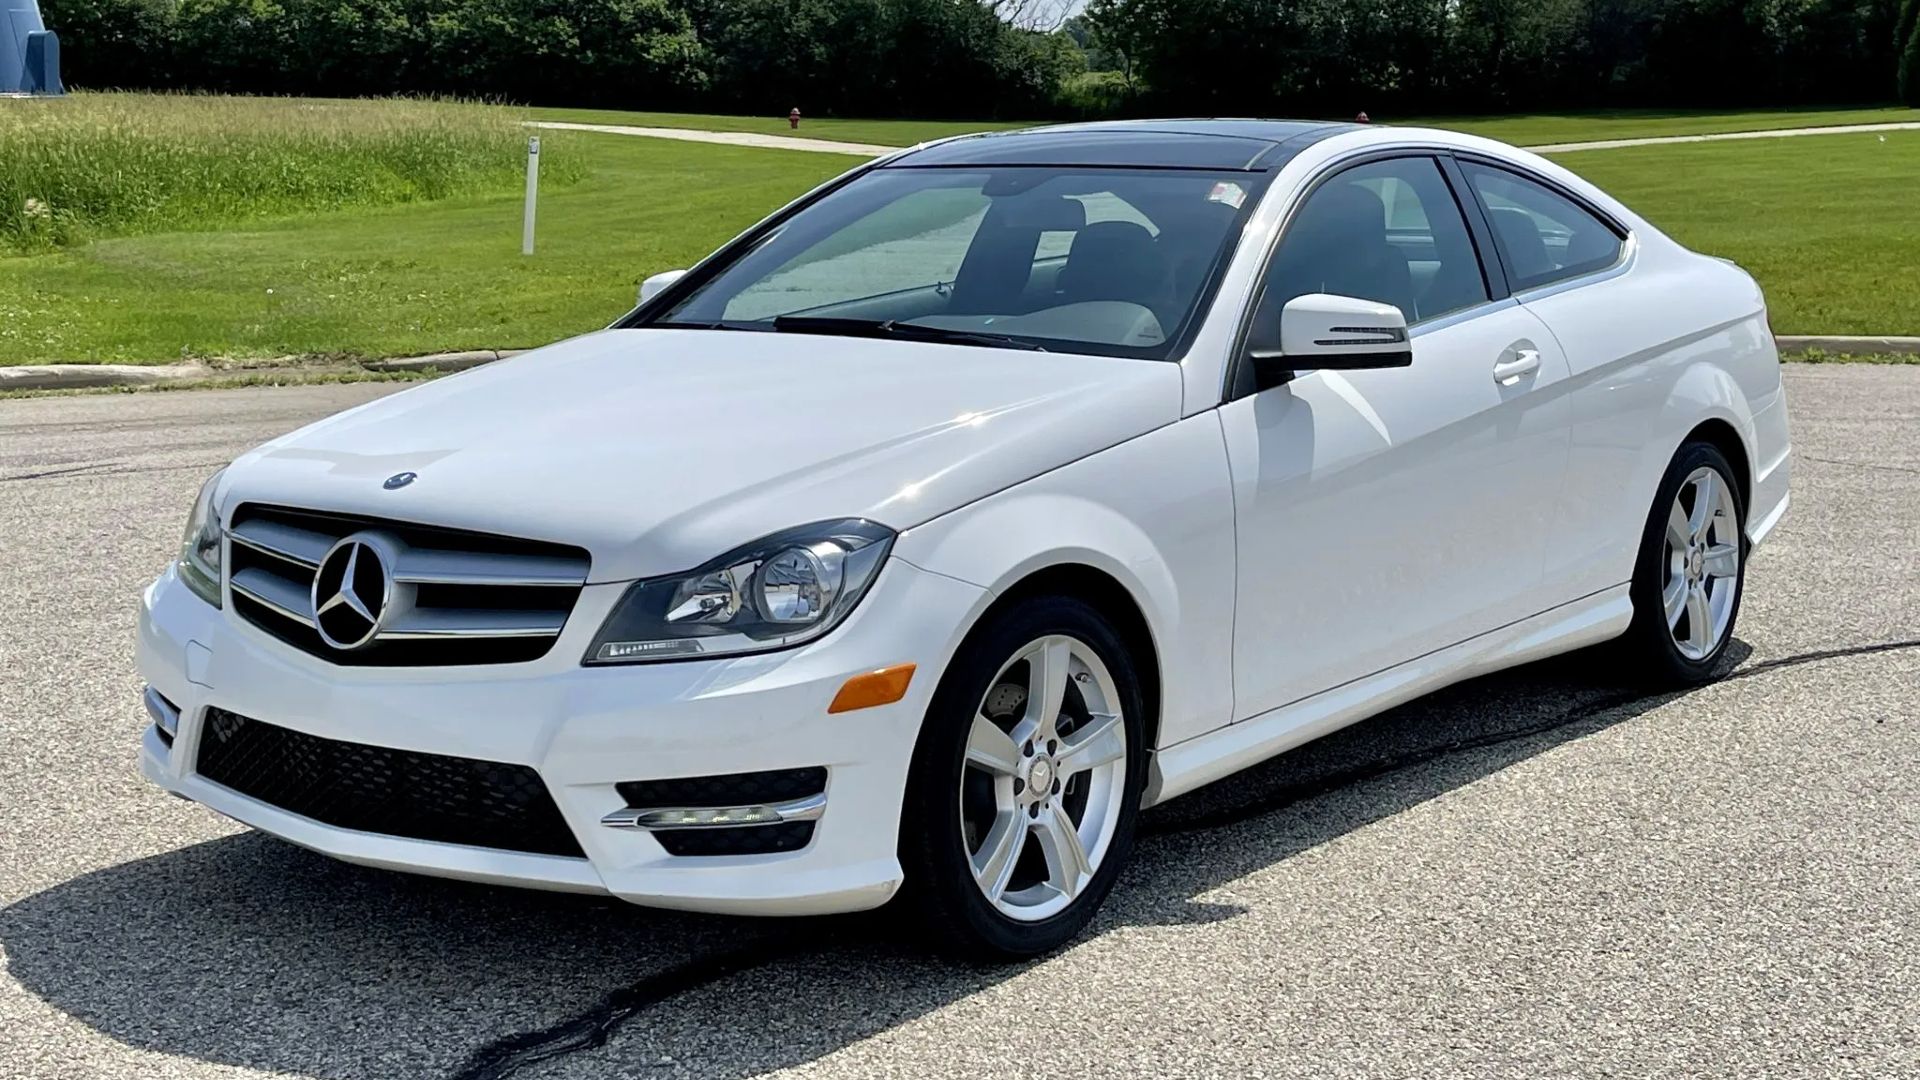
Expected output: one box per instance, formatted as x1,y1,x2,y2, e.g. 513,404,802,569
1900,0,1920,103
39,0,180,89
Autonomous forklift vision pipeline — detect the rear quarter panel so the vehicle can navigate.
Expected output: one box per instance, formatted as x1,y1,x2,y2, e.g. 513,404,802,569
1520,240,1784,598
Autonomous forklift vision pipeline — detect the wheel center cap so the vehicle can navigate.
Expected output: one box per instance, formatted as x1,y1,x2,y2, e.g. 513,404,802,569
1688,548,1704,580
1027,757,1054,795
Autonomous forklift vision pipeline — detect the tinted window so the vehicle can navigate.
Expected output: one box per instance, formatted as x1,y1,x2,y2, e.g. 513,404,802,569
1256,157,1488,331
651,167,1264,360
1462,163,1623,291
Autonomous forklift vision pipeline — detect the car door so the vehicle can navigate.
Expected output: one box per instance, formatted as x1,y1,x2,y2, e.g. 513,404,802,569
1218,154,1574,720
1453,159,1643,603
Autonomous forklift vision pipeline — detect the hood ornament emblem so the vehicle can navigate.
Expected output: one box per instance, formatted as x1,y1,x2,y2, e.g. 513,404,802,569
383,471,417,490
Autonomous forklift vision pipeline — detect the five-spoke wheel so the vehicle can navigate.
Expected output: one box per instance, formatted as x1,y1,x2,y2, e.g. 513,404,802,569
961,635,1128,921
1624,441,1746,684
1663,466,1742,660
899,596,1145,959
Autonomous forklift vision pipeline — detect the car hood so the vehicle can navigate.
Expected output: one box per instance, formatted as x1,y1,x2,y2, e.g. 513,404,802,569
223,329,1182,582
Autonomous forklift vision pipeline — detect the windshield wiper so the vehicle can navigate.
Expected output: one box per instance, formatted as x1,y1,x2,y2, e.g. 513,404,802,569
770,316,1048,352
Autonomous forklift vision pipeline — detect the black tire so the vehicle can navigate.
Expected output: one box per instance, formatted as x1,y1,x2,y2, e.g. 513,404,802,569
897,595,1148,961
1619,440,1747,686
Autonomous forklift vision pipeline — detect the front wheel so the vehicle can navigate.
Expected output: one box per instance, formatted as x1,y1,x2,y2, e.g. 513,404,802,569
898,596,1146,960
1620,441,1746,685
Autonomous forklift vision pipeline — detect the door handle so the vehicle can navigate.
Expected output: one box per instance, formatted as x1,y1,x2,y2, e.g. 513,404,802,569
1492,348,1541,385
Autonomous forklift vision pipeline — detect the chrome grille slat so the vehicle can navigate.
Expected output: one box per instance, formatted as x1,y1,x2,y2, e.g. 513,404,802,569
391,548,588,587
381,608,568,639
230,566,317,626
228,518,333,567
224,504,589,666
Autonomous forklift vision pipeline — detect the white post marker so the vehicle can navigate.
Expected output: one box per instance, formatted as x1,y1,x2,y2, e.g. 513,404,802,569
522,135,541,256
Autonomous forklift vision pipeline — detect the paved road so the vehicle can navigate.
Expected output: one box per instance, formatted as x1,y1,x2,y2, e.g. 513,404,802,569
527,120,896,156
2,365,1915,1080
527,118,1920,157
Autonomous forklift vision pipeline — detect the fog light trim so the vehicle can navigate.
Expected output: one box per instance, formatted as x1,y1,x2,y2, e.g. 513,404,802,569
600,792,826,831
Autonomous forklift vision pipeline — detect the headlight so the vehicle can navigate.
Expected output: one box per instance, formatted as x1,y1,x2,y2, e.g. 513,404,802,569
177,467,227,607
586,519,893,664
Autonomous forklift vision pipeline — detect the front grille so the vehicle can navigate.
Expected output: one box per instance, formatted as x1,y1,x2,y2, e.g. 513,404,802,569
226,504,590,666
196,709,585,858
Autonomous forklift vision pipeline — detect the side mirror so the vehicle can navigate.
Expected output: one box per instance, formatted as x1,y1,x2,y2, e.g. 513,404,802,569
637,268,688,305
1248,293,1412,391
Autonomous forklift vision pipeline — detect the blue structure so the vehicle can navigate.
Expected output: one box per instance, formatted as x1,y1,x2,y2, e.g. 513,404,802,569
3,0,64,95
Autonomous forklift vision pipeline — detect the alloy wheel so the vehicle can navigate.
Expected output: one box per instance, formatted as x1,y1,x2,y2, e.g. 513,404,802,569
959,635,1128,922
1663,466,1741,660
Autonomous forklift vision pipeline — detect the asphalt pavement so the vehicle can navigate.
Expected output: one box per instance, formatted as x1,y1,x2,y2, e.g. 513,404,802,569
1,365,1915,1080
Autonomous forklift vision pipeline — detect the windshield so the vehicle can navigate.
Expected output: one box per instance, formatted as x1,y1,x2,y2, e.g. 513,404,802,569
642,166,1266,359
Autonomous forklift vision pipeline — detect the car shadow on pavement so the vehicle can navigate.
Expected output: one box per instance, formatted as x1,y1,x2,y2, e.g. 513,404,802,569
0,644,1746,1080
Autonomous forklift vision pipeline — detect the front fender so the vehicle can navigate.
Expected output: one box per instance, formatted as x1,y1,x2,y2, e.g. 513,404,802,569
891,414,1239,750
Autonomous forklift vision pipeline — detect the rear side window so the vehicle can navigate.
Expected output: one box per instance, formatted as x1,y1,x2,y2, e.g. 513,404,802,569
1461,163,1623,292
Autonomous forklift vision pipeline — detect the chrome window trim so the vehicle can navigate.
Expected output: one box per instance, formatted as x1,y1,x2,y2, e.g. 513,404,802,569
1406,296,1522,339
1504,231,1639,304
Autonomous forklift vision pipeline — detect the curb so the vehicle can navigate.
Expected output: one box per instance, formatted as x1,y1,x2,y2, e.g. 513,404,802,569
0,349,527,392
1774,335,1920,356
0,362,208,391
3,338,1913,393
360,348,524,373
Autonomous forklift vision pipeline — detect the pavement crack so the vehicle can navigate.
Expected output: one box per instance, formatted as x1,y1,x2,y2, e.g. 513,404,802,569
449,941,808,1080
1798,454,1920,476
0,458,229,483
0,461,119,483
444,636,1918,1079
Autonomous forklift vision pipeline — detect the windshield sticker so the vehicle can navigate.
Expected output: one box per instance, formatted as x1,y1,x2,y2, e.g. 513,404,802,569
1208,181,1247,209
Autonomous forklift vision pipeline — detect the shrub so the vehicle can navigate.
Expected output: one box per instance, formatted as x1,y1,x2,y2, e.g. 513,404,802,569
1056,70,1135,119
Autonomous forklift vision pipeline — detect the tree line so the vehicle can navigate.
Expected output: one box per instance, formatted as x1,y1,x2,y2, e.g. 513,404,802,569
1082,0,1920,113
40,0,1920,116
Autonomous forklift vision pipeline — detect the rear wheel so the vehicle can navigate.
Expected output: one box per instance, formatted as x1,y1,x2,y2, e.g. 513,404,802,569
1620,442,1746,685
899,596,1146,960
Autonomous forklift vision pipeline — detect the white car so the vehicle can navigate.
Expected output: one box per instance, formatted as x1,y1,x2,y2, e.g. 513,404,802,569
139,120,1791,958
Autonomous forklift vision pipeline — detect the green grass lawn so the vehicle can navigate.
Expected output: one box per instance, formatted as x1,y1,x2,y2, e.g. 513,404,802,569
0,133,852,363
1556,130,1920,336
3,93,564,254
527,103,1919,148
4,99,1919,365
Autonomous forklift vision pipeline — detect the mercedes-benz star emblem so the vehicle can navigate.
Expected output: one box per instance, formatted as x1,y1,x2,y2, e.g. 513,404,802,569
383,471,417,490
311,534,394,651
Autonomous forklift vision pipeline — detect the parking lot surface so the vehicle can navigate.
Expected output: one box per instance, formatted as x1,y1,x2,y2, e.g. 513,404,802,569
1,364,1915,1080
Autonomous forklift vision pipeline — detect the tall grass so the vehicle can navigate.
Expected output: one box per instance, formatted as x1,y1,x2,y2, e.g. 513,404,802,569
0,92,576,252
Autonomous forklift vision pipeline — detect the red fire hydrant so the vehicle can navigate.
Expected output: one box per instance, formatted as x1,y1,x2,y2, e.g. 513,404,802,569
789,107,801,130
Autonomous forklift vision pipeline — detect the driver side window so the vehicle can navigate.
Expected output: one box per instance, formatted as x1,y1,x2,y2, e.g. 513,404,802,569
1256,156,1488,334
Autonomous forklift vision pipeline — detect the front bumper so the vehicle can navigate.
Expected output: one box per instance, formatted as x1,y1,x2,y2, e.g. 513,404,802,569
136,558,985,916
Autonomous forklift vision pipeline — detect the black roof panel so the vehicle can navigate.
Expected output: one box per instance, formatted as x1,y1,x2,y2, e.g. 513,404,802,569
886,120,1354,171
